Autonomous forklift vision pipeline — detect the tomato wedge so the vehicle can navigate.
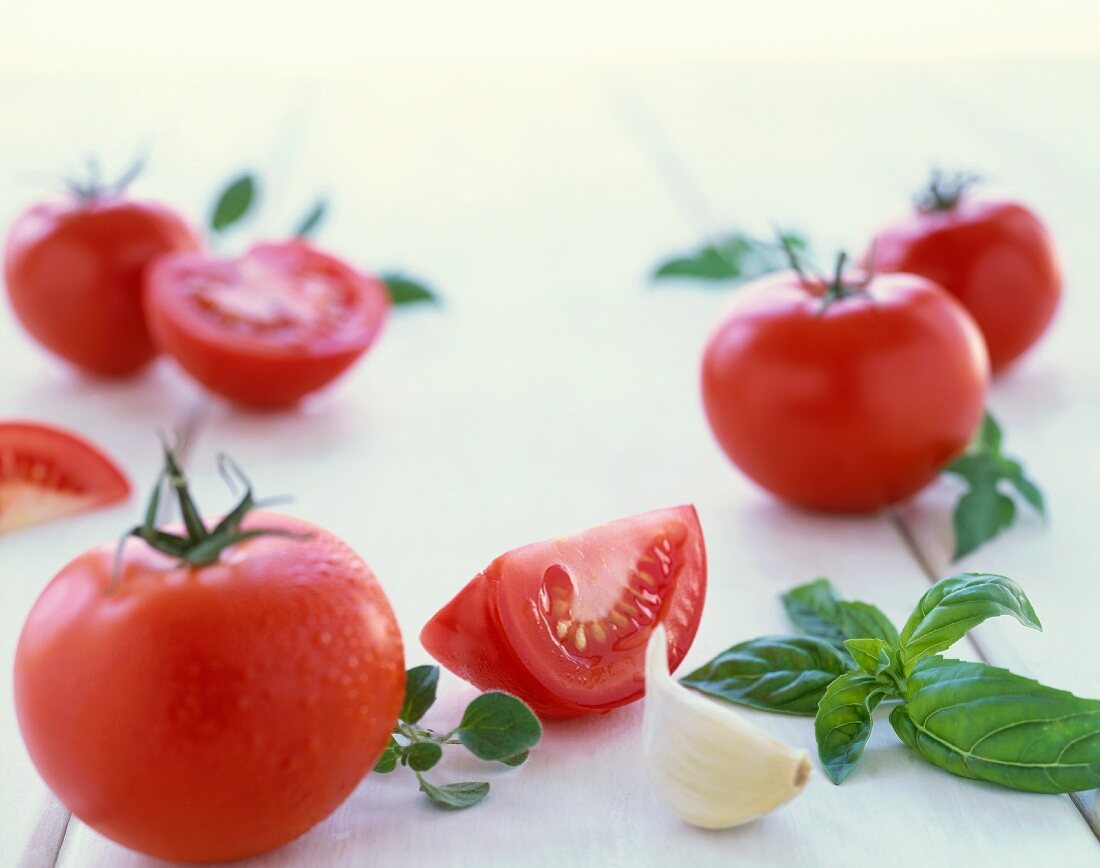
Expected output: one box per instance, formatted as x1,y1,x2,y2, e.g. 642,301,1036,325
0,422,130,533
144,241,390,407
421,506,706,718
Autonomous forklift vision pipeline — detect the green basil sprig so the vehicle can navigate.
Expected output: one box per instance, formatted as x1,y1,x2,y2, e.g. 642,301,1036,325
651,230,808,285
945,412,1045,560
374,665,541,810
683,574,1100,793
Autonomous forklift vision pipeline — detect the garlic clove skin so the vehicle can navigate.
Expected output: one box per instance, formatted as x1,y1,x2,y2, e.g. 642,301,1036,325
643,625,811,829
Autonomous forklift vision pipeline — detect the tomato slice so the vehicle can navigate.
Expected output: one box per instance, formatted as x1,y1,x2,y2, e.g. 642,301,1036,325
0,422,130,533
421,506,706,717
145,241,390,407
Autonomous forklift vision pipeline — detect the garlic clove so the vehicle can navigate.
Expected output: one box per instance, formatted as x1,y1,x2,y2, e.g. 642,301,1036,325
642,625,811,829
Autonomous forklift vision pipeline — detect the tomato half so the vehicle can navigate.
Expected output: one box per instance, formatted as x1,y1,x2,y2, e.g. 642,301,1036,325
4,197,199,376
145,241,390,407
870,179,1061,373
0,422,130,532
14,510,404,863
421,506,706,718
701,269,988,512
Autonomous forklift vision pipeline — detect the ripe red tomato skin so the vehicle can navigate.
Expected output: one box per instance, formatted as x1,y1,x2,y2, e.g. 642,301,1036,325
144,241,390,408
871,200,1060,373
14,512,403,864
4,198,199,377
702,272,988,513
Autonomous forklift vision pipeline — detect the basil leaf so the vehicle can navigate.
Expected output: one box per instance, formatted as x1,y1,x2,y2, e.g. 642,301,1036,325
653,231,806,284
418,778,490,810
294,198,328,239
500,750,529,767
401,665,439,724
898,574,1040,669
680,635,853,716
456,692,542,761
406,741,443,772
381,272,439,306
844,638,893,678
945,411,1045,560
373,738,400,774
815,671,890,784
210,173,257,233
891,657,1100,793
782,579,898,647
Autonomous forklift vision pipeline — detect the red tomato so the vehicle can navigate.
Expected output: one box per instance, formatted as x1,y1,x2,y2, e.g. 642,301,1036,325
421,506,706,719
870,176,1061,373
5,197,199,376
145,241,390,407
14,509,404,863
701,269,988,512
0,421,129,532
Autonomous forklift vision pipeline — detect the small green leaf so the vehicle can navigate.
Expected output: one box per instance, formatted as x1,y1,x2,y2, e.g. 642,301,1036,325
891,657,1100,793
406,741,443,772
294,198,328,239
680,635,853,716
652,232,804,284
381,272,439,306
499,750,529,767
815,671,890,784
952,484,1016,561
418,778,490,810
456,692,542,761
898,574,1041,669
844,638,893,678
401,666,440,724
373,738,400,774
210,173,257,233
944,410,1045,560
781,579,898,647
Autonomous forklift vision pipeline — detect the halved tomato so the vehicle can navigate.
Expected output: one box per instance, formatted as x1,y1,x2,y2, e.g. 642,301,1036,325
144,241,390,407
421,506,706,718
0,422,130,533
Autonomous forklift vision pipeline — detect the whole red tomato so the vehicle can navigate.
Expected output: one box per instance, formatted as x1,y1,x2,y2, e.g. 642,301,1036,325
869,172,1061,373
5,191,199,377
144,241,390,407
14,450,404,863
701,261,988,512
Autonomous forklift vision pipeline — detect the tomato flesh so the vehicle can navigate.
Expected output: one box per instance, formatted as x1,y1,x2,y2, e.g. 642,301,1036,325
145,241,389,407
421,506,706,718
0,422,130,532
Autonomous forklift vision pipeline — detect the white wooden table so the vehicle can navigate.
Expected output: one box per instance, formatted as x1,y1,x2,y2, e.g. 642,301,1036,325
1,58,1098,867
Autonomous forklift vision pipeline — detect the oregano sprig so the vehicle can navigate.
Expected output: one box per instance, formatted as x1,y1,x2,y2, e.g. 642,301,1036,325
374,665,542,810
682,574,1100,793
944,411,1045,560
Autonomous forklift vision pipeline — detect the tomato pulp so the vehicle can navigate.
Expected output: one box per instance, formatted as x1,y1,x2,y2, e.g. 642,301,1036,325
870,188,1060,373
702,270,988,512
421,506,707,718
4,198,199,376
0,421,129,532
145,241,390,407
14,510,404,863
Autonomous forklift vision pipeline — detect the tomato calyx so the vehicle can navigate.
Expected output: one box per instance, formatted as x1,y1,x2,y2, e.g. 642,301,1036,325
913,168,982,213
777,233,871,313
63,155,147,207
119,439,305,571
